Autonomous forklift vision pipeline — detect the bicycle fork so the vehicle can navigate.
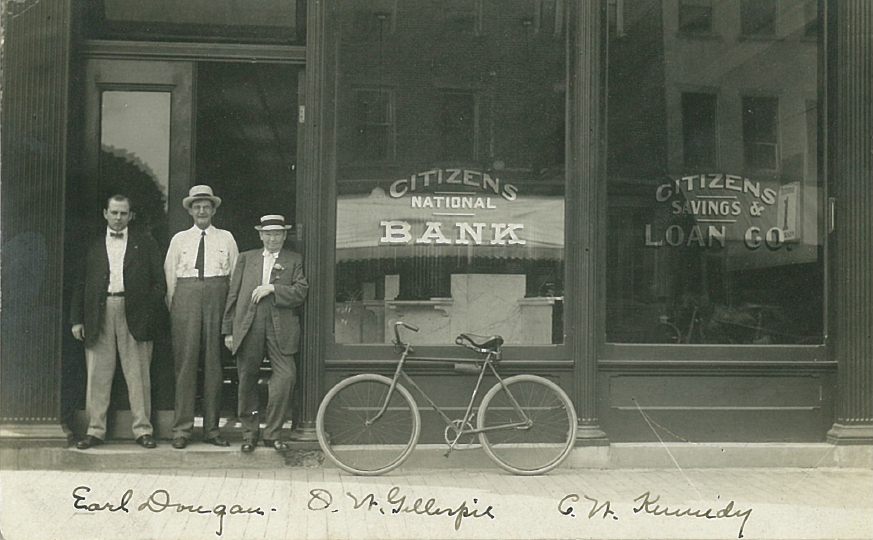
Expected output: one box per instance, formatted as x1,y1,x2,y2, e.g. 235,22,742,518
366,344,413,427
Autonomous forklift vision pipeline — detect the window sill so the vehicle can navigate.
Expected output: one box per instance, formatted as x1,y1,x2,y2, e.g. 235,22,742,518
676,31,722,41
602,342,827,363
738,34,780,42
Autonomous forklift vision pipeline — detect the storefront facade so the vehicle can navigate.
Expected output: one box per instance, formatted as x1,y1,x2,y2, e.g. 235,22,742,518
2,0,870,448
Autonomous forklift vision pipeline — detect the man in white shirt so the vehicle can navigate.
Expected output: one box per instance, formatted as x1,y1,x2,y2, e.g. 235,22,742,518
164,185,239,449
71,195,166,449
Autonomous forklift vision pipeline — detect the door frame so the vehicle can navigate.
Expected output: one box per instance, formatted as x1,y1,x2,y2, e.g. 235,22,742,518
81,40,307,228
78,41,307,438
83,58,195,234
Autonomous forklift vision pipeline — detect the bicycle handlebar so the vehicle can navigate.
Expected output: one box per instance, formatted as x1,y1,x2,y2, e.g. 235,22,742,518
393,321,419,346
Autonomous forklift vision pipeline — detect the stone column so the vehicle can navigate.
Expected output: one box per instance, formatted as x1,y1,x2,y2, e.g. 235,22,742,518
826,0,873,445
292,0,336,441
566,1,609,444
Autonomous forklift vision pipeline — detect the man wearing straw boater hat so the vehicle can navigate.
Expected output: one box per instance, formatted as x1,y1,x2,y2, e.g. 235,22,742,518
165,185,239,449
222,214,308,452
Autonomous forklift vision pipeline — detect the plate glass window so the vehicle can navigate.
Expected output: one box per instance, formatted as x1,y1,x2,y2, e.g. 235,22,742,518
606,0,823,346
334,0,567,346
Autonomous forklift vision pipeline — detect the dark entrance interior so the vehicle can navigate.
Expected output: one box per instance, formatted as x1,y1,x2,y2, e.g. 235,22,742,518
194,62,300,426
196,62,299,253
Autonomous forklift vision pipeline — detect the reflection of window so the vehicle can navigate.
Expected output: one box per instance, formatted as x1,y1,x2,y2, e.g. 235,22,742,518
682,92,717,169
351,9,393,41
742,96,779,171
803,0,818,37
740,0,776,36
679,0,713,34
353,89,395,162
439,91,478,162
442,0,482,35
607,0,625,38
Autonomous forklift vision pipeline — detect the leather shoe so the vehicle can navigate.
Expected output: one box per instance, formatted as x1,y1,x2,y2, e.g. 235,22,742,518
172,437,188,450
76,436,103,450
136,434,156,449
263,439,289,451
203,436,230,447
241,439,256,453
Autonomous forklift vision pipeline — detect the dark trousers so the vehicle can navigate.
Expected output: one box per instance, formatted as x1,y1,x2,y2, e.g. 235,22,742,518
171,277,228,440
236,301,297,442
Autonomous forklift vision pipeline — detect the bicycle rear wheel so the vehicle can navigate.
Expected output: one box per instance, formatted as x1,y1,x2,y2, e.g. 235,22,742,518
477,375,577,475
316,374,420,476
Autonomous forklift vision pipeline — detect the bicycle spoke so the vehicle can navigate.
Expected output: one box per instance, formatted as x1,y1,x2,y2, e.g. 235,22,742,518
317,374,420,475
478,375,576,475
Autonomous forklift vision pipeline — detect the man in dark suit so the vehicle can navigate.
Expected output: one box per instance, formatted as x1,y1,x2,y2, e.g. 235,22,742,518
222,214,308,452
70,194,166,449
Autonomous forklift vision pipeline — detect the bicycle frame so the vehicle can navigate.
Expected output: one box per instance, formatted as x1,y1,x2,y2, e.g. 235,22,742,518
370,340,534,456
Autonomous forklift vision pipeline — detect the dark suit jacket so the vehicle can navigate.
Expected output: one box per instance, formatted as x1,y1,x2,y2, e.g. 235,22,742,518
70,228,167,347
222,249,308,356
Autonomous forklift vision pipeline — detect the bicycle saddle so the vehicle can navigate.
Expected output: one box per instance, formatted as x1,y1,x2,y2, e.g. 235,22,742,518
456,333,504,351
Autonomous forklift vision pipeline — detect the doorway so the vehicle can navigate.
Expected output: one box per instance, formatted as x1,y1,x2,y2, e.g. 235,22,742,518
70,58,301,438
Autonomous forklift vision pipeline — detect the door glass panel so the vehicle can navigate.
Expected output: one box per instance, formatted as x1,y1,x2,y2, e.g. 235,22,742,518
100,90,171,245
334,0,567,346
605,0,823,345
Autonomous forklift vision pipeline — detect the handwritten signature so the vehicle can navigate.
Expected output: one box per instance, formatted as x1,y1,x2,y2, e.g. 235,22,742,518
558,491,753,539
73,483,753,537
308,486,496,530
72,486,271,537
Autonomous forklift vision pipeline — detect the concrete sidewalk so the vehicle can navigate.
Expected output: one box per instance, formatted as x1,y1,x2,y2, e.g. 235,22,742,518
3,440,871,470
1,465,871,540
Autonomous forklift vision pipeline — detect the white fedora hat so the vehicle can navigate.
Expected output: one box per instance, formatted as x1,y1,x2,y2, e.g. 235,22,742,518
182,185,222,209
254,214,293,231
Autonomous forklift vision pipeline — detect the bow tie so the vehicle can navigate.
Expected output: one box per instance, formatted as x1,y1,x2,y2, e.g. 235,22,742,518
110,231,124,239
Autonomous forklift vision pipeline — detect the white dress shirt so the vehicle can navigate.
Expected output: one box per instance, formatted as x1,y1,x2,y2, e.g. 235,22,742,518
262,250,279,286
164,225,239,304
106,227,128,293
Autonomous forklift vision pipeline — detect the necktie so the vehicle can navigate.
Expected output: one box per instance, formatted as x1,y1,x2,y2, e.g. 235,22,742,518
195,231,205,279
110,231,124,239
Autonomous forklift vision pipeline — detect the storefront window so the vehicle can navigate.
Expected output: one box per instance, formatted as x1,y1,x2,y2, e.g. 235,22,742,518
606,0,823,345
335,0,567,345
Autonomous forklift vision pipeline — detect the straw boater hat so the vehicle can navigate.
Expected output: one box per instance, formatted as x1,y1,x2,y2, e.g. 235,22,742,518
182,185,222,209
255,214,293,231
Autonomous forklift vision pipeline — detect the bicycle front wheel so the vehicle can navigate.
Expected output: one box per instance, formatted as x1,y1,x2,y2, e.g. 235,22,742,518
477,375,577,475
316,374,421,476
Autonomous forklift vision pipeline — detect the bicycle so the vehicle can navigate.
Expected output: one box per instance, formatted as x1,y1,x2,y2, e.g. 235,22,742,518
316,321,578,476
651,301,795,344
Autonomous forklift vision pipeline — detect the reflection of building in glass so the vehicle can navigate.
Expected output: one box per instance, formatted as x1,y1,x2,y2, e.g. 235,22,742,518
334,1,567,344
607,0,822,344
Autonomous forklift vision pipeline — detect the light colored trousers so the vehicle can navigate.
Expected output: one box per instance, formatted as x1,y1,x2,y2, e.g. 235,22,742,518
85,296,154,440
